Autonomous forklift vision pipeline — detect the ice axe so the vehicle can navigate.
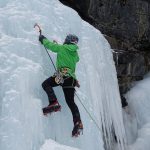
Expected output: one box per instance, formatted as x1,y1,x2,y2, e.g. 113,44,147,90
34,23,42,35
34,23,57,71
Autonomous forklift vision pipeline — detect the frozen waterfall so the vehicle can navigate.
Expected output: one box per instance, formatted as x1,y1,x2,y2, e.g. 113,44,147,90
0,0,126,150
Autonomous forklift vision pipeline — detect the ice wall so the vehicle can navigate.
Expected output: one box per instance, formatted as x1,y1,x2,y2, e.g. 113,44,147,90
123,74,150,150
0,0,126,150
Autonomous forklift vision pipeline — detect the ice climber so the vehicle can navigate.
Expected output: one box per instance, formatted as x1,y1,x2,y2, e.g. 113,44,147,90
39,34,83,137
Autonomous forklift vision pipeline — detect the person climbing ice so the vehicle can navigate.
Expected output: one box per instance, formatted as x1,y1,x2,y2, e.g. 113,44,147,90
39,33,83,137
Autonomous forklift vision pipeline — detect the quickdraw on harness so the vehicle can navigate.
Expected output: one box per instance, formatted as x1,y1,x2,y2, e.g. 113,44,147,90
54,70,64,84
53,68,72,84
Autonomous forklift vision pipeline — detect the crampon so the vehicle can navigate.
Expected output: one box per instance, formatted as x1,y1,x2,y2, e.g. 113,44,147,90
72,121,83,137
43,102,61,115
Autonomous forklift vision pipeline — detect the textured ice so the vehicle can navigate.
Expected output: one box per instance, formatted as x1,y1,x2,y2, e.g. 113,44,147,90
0,0,126,150
123,74,150,150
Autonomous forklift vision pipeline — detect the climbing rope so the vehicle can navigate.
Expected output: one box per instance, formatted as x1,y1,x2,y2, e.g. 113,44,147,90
43,45,57,71
74,92,101,131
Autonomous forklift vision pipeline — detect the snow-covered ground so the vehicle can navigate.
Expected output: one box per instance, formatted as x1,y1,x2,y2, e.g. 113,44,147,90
2,0,150,150
40,140,80,150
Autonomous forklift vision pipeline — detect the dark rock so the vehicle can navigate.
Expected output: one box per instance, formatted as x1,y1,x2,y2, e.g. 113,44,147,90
120,95,128,108
59,0,150,51
59,0,94,23
113,49,148,94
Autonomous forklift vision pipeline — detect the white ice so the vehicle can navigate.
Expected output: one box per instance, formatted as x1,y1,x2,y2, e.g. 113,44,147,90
40,139,80,150
123,74,150,150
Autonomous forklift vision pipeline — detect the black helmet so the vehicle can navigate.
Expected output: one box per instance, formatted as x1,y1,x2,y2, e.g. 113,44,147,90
64,34,79,44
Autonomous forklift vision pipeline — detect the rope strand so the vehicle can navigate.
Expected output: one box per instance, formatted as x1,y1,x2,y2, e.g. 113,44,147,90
44,46,57,71
75,92,101,131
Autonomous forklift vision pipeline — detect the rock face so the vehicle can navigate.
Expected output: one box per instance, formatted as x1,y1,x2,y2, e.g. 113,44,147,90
113,50,150,93
59,0,150,105
59,0,150,51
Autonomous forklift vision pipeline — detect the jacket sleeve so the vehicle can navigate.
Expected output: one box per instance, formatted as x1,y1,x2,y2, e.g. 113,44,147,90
43,39,64,53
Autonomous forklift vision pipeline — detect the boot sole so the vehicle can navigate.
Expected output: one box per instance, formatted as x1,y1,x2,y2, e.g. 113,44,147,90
43,105,61,115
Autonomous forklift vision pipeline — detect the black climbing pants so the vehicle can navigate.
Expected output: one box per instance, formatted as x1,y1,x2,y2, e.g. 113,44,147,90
42,76,81,124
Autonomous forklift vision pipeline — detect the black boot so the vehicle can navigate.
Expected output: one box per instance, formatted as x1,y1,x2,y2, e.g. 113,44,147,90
72,120,83,137
43,101,61,115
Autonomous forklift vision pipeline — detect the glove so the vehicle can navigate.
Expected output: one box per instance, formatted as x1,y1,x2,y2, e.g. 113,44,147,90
39,35,46,44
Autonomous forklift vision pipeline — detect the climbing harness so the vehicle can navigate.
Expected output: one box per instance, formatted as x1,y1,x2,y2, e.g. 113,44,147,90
53,68,73,84
53,70,64,84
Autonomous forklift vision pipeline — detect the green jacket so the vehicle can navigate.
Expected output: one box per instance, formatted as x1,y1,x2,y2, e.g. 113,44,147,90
43,38,79,79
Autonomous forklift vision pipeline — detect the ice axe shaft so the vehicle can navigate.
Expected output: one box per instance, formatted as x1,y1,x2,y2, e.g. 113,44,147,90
34,23,42,35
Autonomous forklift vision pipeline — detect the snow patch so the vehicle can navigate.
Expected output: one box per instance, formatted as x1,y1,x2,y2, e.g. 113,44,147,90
40,139,80,150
